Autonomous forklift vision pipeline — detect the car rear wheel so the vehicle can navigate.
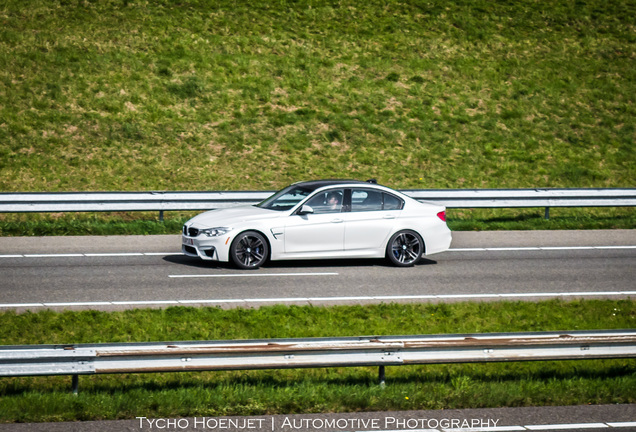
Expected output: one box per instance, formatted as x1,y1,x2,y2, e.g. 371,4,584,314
230,231,269,269
386,230,423,267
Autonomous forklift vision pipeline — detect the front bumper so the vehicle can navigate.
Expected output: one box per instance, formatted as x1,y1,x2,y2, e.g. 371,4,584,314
182,234,231,261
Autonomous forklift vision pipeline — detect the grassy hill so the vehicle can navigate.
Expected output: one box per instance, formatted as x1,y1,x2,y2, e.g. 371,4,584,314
1,0,634,193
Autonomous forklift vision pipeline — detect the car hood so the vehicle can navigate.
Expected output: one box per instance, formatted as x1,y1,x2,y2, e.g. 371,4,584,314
186,205,283,228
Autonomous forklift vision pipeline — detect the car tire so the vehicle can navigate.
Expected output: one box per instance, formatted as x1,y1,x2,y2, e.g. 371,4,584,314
230,231,269,269
386,230,423,267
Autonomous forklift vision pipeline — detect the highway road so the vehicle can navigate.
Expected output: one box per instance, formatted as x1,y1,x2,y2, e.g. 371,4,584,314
0,230,634,311
1,232,635,431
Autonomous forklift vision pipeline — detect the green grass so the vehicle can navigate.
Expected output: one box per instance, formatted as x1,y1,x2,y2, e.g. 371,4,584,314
1,207,634,236
1,0,634,234
0,0,634,422
0,300,634,422
448,207,636,231
1,0,634,194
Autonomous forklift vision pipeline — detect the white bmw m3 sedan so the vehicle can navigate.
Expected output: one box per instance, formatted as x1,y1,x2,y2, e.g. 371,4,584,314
182,180,452,269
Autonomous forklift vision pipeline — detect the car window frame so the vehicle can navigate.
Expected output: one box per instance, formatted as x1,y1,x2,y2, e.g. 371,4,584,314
295,188,346,215
293,186,405,215
382,191,405,211
349,188,404,212
257,185,315,211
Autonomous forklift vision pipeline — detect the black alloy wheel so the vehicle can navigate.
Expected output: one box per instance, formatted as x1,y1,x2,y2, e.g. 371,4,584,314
230,231,269,269
386,230,423,267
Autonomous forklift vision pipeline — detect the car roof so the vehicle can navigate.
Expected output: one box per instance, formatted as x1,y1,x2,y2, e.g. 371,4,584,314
292,179,379,191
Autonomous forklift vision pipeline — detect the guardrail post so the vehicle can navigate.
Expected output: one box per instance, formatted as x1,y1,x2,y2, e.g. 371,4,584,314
159,210,164,222
72,374,79,395
544,207,550,219
379,365,386,387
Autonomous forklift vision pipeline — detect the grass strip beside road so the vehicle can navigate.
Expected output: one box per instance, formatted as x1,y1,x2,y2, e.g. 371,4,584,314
1,207,635,236
0,300,634,422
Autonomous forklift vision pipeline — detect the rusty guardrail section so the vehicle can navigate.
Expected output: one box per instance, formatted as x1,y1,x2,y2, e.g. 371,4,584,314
1,330,635,392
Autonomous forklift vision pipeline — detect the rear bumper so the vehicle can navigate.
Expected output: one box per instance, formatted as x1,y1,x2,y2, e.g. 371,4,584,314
423,226,452,255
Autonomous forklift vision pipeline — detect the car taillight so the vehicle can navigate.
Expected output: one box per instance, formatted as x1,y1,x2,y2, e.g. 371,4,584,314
437,211,446,222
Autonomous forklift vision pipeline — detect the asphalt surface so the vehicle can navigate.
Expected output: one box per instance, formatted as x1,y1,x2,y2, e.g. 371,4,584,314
0,404,634,431
1,231,635,430
0,230,634,311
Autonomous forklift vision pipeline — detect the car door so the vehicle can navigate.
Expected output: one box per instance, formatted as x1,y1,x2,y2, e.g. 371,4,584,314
343,188,403,252
283,189,346,255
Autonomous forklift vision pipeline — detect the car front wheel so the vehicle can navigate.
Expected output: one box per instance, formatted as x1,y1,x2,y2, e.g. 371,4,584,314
230,231,269,269
386,230,423,267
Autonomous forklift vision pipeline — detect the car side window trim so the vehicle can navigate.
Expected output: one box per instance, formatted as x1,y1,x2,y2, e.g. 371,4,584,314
294,187,404,214
349,188,404,212
383,192,405,211
296,188,346,215
343,189,352,212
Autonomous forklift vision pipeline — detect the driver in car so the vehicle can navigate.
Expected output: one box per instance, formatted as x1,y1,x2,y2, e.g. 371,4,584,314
327,191,342,211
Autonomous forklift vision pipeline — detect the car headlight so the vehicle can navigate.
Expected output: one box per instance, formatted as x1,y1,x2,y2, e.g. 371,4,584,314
200,227,233,237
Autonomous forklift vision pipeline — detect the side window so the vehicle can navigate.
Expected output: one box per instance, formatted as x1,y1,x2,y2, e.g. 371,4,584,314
383,193,403,210
304,189,344,214
351,189,383,212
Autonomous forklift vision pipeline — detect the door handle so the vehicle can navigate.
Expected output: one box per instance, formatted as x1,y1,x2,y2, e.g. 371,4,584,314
331,219,344,223
383,214,396,219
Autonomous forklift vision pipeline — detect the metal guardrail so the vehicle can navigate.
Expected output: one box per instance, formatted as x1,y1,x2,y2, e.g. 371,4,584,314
404,188,636,209
1,330,635,393
1,189,634,215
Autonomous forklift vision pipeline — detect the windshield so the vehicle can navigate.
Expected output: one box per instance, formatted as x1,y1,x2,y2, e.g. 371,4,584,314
256,185,314,211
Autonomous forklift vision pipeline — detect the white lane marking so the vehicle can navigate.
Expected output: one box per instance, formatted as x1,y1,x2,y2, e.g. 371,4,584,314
177,299,244,304
0,252,181,258
84,253,144,257
2,291,635,310
111,300,178,305
448,246,636,252
39,301,113,307
447,427,526,431
525,423,609,430
23,253,84,258
1,303,44,308
343,422,636,432
169,272,339,278
1,245,635,258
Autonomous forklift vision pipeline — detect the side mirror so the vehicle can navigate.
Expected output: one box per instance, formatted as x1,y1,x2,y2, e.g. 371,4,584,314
298,205,314,215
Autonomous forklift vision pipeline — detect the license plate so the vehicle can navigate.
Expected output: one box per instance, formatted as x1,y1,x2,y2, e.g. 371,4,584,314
182,237,194,245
